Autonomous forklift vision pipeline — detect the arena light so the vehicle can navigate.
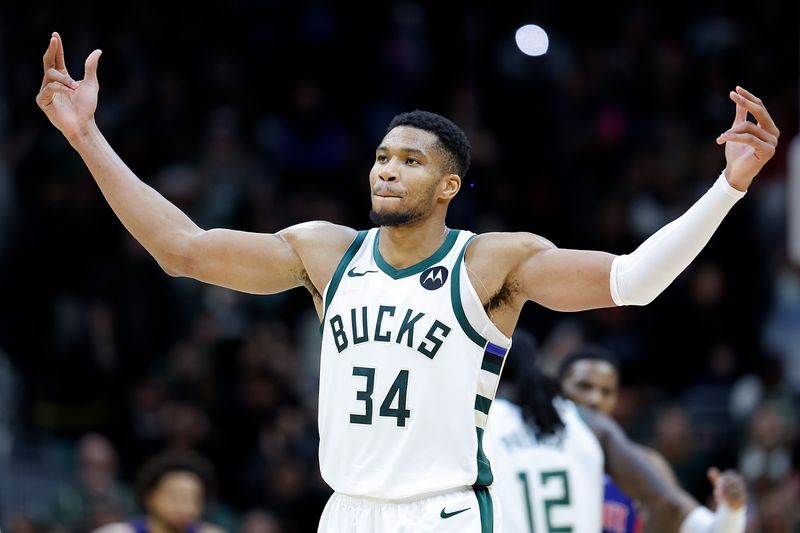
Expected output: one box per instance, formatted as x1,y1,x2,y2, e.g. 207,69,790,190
515,24,549,56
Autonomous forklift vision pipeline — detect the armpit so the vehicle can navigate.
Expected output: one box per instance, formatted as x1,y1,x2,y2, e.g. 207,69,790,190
486,278,522,314
296,267,321,304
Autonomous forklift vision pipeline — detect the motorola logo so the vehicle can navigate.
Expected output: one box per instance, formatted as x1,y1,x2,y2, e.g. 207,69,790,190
420,266,448,290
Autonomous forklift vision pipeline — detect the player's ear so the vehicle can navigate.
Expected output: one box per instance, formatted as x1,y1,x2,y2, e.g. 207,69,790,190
441,174,461,200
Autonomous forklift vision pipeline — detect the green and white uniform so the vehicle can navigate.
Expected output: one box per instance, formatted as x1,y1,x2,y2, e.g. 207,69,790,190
317,228,512,532
485,398,604,533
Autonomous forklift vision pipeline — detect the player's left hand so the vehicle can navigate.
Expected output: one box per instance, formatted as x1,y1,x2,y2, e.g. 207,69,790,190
707,467,747,510
716,86,779,192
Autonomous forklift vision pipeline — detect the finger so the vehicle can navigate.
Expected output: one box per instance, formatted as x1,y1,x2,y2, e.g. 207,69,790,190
717,133,776,158
44,67,78,90
37,80,76,107
707,467,720,485
83,49,103,86
724,121,778,146
732,101,747,126
42,36,57,71
731,87,780,137
52,32,69,76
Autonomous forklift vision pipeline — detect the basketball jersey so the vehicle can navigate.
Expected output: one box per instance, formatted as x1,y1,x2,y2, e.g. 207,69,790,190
318,228,512,500
603,477,643,533
485,398,604,533
129,518,200,533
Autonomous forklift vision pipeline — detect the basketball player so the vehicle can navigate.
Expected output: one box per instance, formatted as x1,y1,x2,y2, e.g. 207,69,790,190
37,31,777,532
487,339,747,533
558,347,745,533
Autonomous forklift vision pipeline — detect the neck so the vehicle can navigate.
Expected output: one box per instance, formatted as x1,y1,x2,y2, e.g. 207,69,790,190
378,216,449,269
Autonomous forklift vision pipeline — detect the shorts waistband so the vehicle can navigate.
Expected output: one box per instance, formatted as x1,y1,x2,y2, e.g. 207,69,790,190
333,486,473,506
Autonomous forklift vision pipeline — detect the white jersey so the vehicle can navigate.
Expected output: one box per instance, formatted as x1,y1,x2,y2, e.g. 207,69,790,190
319,228,512,500
486,398,604,533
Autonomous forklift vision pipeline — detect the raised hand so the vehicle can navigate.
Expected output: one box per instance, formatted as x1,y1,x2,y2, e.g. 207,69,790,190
707,467,747,510
36,32,103,141
716,86,780,191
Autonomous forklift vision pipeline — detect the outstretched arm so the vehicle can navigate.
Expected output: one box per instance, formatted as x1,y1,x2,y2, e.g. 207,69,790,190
582,407,747,533
36,33,354,297
582,407,695,532
495,87,779,312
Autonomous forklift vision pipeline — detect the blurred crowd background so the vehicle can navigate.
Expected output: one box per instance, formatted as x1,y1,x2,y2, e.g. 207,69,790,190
0,0,798,532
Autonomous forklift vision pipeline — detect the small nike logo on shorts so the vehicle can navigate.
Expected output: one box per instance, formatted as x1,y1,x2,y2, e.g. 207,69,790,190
347,267,378,277
440,507,470,519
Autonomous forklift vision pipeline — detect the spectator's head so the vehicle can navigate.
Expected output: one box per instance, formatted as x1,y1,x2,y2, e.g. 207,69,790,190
77,433,118,494
135,450,216,532
558,345,620,415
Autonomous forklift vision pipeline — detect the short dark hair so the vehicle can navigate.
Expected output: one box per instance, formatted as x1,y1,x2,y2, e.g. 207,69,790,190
135,449,216,507
557,345,621,382
387,110,471,178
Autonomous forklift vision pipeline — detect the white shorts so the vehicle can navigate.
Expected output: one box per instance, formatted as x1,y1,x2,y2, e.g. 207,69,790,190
318,486,500,532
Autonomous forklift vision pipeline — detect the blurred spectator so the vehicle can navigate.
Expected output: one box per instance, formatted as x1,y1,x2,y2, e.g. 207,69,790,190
0,0,796,529
24,433,136,532
743,421,800,533
92,449,226,533
650,405,711,500
235,511,282,533
739,403,795,493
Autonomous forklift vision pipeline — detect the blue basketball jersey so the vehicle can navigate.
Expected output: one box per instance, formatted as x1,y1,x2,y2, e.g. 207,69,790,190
602,476,642,533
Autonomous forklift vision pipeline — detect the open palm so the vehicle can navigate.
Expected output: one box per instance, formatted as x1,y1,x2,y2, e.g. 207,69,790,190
36,32,102,141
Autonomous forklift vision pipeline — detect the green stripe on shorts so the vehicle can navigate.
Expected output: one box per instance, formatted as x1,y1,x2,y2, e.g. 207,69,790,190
473,485,493,533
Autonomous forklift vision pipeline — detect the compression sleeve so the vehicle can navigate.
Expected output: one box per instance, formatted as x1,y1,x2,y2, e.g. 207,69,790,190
610,173,746,306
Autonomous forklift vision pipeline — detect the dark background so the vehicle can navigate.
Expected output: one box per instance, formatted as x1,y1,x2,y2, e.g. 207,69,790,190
0,1,797,531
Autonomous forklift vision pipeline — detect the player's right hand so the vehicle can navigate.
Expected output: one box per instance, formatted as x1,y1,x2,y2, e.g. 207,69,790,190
707,467,747,510
36,32,102,141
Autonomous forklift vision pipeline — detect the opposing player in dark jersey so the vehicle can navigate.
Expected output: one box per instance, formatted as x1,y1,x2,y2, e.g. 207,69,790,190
559,346,746,533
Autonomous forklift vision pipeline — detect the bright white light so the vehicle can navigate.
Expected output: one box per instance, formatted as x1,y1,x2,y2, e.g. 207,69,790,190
515,24,549,57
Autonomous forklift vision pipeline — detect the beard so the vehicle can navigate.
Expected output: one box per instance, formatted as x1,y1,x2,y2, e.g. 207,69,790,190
368,206,426,227
369,180,441,227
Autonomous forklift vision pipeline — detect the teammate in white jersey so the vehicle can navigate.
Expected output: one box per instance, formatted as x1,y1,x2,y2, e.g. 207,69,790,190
37,31,778,532
487,336,748,533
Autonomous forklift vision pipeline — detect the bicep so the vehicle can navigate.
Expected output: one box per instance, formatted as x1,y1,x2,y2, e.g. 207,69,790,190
179,228,305,295
518,247,617,311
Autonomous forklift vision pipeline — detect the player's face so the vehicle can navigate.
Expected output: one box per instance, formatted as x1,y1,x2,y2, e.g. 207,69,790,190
369,126,453,227
145,471,204,532
560,360,619,415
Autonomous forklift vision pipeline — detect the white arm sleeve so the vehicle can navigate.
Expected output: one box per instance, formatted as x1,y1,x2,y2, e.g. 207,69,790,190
610,173,746,306
679,504,746,533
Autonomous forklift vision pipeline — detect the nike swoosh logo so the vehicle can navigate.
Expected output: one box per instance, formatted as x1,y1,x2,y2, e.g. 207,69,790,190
440,507,471,519
347,267,378,277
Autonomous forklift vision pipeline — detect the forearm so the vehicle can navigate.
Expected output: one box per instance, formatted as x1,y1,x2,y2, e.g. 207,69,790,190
610,173,746,306
68,121,201,273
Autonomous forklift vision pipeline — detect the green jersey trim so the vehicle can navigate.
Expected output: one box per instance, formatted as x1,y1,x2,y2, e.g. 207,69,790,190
473,484,494,533
451,235,487,348
475,426,493,486
373,228,460,279
320,230,369,333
